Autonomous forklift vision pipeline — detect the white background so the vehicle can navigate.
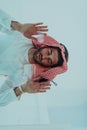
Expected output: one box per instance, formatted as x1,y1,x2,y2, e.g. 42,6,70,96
0,0,87,129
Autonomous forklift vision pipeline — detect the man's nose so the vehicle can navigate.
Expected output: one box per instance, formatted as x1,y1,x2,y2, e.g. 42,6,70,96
42,54,52,59
42,54,48,59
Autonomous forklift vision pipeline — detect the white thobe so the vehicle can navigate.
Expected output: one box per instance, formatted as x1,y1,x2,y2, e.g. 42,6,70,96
0,9,50,125
0,9,33,106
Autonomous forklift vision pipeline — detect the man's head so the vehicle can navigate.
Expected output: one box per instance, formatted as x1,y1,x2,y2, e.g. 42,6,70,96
32,44,68,68
31,35,68,80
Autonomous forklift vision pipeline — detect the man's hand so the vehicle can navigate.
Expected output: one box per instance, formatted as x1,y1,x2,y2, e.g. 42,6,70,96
22,76,51,93
11,21,48,39
20,22,48,39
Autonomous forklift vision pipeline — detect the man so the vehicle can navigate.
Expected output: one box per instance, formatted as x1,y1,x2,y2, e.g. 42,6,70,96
0,10,68,106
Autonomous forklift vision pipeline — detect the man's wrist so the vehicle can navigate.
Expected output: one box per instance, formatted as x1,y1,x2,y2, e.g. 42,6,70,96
11,21,22,32
21,84,27,93
14,87,22,96
14,85,26,97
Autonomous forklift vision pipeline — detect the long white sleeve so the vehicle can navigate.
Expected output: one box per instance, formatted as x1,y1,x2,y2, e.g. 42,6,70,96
0,9,33,106
0,75,18,106
0,86,18,106
0,9,13,34
0,67,27,107
0,64,30,107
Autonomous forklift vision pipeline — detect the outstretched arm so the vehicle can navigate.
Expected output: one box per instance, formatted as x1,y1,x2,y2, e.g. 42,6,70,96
0,9,48,37
14,76,51,95
11,21,48,39
0,76,51,106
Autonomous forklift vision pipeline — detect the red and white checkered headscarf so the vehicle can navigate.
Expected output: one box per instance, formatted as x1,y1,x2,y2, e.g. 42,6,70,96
31,34,68,80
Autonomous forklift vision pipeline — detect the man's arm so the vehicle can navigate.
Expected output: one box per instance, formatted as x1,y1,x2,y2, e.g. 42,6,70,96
11,21,22,32
0,9,13,33
0,9,48,37
14,76,51,96
0,77,51,106
11,21,48,39
14,87,22,96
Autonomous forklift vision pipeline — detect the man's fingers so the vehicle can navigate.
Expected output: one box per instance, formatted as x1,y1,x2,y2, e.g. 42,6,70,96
34,22,43,26
37,28,48,32
38,87,50,92
38,90,46,92
39,81,51,86
32,76,41,82
40,86,50,89
36,26,48,28
36,26,48,31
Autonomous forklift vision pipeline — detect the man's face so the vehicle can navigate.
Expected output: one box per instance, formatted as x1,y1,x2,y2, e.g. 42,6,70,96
33,47,59,67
